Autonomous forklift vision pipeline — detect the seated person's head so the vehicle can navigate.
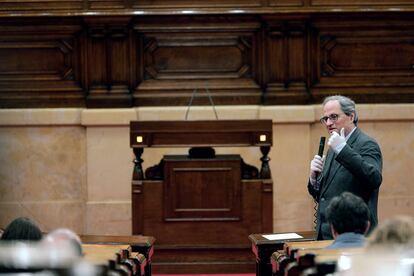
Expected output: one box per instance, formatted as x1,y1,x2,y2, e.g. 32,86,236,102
326,192,370,238
367,215,414,251
44,228,83,256
1,217,42,241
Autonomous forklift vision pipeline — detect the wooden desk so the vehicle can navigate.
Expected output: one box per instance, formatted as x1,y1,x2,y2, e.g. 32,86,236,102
249,231,315,276
298,247,365,261
130,120,273,273
83,244,131,265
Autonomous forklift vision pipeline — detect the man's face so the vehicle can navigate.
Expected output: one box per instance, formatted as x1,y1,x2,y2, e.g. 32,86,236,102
322,100,355,136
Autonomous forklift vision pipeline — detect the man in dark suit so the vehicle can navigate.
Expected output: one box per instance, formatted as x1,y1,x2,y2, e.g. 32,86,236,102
308,95,383,240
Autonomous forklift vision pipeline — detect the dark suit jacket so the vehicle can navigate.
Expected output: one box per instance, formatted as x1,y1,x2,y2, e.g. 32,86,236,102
308,127,383,240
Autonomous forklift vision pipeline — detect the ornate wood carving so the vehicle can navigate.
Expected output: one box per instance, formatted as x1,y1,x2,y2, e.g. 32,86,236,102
132,16,262,106
311,15,414,103
269,0,304,7
0,0,85,12
1,12,414,107
131,0,263,9
0,18,84,108
263,19,310,104
310,0,414,6
85,17,133,107
1,0,414,14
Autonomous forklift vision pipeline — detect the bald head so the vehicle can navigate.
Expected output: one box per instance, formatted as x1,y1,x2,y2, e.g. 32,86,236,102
45,228,83,256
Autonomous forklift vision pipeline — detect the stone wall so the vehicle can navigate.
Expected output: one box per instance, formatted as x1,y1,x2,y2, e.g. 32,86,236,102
0,104,413,234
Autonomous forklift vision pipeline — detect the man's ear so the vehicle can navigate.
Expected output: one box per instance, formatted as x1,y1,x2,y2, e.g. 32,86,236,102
330,224,338,239
364,221,371,235
349,112,355,123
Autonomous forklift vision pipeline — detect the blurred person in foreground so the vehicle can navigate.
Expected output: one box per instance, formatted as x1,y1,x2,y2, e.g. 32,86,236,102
0,217,42,241
325,192,370,249
44,228,83,256
308,95,383,240
367,215,414,252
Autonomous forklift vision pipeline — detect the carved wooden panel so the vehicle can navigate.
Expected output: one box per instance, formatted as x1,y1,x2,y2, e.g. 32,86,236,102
133,17,262,106
138,179,270,244
311,16,414,102
88,0,129,9
263,20,309,104
0,0,84,12
0,19,84,108
85,17,133,107
311,0,414,6
1,0,414,14
268,0,304,7
132,0,263,9
163,156,241,221
1,13,414,107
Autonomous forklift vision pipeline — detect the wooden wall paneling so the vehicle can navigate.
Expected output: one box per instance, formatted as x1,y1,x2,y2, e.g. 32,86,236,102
132,16,263,106
0,0,85,13
268,0,305,7
1,0,414,15
308,22,319,102
310,15,414,103
132,180,145,234
131,0,263,9
262,19,310,105
0,18,84,108
254,23,266,97
85,17,133,107
310,0,414,6
261,179,273,232
88,0,131,10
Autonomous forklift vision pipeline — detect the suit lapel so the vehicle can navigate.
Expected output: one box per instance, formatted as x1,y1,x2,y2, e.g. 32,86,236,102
319,149,335,196
346,127,360,146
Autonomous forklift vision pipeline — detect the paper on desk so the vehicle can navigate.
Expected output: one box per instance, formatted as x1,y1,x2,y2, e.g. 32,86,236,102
262,233,303,240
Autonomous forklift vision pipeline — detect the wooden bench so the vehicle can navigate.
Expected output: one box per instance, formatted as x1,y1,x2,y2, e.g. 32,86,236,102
270,240,332,276
249,231,316,276
271,240,365,276
81,234,155,276
83,244,132,275
83,243,148,276
284,240,333,258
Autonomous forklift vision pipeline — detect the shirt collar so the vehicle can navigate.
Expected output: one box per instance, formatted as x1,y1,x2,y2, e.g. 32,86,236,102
345,126,357,141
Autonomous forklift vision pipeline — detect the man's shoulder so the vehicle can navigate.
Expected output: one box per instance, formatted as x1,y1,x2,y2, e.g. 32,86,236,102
352,128,380,146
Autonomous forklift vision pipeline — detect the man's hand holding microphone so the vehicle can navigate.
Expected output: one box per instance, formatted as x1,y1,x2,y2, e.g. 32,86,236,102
310,127,347,185
310,155,325,184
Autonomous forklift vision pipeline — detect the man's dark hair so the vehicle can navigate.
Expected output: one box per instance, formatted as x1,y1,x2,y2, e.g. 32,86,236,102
326,192,370,235
1,217,42,241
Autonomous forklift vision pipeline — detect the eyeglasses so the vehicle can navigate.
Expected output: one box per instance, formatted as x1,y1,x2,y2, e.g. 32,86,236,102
320,113,341,124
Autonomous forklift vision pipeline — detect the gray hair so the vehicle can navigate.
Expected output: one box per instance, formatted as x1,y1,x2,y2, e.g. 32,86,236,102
323,95,358,126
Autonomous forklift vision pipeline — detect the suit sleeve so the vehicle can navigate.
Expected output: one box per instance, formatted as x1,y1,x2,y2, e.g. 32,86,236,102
335,139,383,190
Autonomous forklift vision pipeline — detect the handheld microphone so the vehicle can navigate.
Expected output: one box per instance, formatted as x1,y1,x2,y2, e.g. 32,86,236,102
313,136,326,229
314,137,326,180
318,137,326,157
